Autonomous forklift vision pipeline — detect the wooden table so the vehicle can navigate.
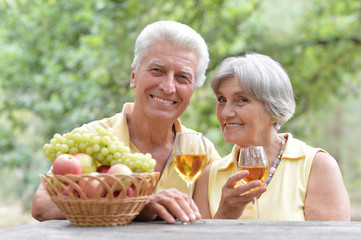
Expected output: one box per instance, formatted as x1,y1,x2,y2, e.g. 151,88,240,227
1,219,360,240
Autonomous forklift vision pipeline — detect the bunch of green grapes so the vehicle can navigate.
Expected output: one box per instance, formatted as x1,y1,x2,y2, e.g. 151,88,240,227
43,126,156,173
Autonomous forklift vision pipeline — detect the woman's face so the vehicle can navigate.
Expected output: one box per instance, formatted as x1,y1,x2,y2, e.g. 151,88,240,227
215,77,275,147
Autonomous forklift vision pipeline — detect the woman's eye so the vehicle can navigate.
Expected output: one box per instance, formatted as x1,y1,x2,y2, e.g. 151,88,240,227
238,97,248,103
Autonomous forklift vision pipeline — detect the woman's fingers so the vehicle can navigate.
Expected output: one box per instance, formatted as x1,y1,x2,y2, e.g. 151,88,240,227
224,171,267,201
224,170,249,188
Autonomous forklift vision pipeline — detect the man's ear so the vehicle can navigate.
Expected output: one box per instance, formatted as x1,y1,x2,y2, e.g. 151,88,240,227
130,69,136,89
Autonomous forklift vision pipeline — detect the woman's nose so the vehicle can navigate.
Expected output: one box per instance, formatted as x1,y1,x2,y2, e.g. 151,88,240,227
222,102,236,118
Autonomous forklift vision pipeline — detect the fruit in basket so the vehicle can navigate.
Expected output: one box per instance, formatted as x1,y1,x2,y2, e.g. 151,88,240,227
97,165,110,173
43,127,157,173
61,185,80,198
74,153,97,174
39,172,160,226
107,163,132,175
52,154,82,175
126,185,135,197
78,173,106,198
107,163,132,192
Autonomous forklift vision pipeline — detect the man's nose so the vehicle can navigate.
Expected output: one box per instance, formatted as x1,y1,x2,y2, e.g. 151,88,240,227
160,73,176,94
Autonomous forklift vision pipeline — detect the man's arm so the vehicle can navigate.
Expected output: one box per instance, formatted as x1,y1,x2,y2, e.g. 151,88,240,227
31,183,65,221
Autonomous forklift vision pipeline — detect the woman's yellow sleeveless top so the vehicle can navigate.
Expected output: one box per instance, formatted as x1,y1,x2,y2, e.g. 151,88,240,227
208,133,323,220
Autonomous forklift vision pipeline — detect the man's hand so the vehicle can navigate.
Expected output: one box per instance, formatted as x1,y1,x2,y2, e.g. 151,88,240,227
135,188,201,224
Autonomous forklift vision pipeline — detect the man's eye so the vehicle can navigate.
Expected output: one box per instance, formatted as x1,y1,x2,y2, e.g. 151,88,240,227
149,68,162,75
217,97,226,103
177,75,192,84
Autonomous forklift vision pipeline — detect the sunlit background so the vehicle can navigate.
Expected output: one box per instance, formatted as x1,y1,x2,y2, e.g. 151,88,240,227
1,0,360,227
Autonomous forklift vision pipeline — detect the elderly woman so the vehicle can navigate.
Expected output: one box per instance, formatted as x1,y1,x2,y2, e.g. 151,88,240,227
193,53,350,221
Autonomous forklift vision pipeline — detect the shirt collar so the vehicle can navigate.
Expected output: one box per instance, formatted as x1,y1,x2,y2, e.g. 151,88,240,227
117,102,134,147
216,133,305,171
174,118,183,133
281,133,307,160
120,102,183,144
218,144,240,171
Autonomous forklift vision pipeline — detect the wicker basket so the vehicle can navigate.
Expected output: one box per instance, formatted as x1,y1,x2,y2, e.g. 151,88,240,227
40,172,160,226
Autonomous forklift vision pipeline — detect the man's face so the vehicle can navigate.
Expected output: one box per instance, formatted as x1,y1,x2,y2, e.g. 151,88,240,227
130,40,198,122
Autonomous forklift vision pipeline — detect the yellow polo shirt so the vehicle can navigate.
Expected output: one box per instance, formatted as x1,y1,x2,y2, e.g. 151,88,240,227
79,102,221,194
208,133,323,220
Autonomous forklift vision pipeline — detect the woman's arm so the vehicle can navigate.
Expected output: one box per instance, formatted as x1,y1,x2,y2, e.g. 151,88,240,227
193,164,212,219
304,152,350,221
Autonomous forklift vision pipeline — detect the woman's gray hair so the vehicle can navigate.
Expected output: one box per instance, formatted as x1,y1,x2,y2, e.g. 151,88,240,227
211,53,295,129
131,20,209,88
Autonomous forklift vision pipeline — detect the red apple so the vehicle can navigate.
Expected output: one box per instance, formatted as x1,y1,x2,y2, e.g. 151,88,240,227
61,185,70,197
61,185,80,198
52,154,82,175
107,163,132,175
107,164,132,191
74,153,97,174
126,185,135,197
96,165,110,173
113,186,134,197
78,173,106,198
113,190,121,198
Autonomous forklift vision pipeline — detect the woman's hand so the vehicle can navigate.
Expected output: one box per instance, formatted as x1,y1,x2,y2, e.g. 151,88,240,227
213,170,267,219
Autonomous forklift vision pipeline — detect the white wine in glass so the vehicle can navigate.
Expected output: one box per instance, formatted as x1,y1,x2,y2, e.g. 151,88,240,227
173,132,207,224
238,146,269,219
173,154,207,184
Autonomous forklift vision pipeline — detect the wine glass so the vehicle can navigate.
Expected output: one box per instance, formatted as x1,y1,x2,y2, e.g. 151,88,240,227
238,146,269,219
173,132,207,224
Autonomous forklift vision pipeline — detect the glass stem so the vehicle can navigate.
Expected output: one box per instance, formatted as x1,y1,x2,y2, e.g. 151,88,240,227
187,182,193,206
255,197,260,220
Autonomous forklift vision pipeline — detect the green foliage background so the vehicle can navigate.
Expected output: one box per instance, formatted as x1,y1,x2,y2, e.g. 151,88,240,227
1,0,361,222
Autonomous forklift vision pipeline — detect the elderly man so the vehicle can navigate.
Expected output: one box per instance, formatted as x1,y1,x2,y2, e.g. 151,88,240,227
31,20,221,224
